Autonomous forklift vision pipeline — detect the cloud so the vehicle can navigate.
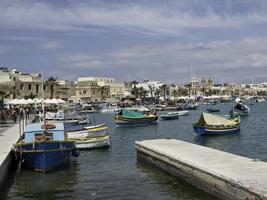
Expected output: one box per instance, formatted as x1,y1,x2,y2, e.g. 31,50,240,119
41,41,62,50
58,37,267,83
1,1,267,35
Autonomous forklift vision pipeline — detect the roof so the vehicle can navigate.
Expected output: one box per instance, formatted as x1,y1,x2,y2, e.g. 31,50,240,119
24,122,64,133
196,112,234,126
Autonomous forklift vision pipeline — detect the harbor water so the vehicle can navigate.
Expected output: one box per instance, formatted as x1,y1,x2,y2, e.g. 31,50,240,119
2,102,267,200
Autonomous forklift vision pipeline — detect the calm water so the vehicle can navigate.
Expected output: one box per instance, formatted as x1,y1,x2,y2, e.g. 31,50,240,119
2,102,267,200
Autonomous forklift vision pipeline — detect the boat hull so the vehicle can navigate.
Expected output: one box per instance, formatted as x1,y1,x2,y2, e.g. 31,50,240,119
74,136,110,150
115,115,158,127
193,125,240,136
115,118,158,126
169,111,189,116
67,127,107,139
14,141,76,172
160,115,178,120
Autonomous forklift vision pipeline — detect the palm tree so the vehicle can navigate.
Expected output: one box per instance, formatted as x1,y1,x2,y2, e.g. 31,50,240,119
0,91,6,109
138,87,148,101
159,84,168,103
9,72,17,99
154,88,161,104
148,85,154,98
172,89,178,104
131,80,138,99
46,77,58,99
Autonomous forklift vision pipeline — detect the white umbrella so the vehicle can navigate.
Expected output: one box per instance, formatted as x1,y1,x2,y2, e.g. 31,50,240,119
34,98,43,104
26,98,34,104
12,99,28,105
44,99,52,104
57,99,66,104
50,98,59,104
9,99,19,104
44,98,59,104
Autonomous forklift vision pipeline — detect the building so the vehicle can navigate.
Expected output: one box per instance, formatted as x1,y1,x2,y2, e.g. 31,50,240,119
0,67,42,99
189,77,214,96
56,80,76,100
77,77,124,99
73,79,101,102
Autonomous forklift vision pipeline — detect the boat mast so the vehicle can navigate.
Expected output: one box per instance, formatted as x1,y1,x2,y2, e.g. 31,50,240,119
41,68,46,126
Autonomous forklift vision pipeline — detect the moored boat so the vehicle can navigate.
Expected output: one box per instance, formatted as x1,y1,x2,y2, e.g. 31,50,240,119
13,123,79,172
115,109,158,126
233,102,250,116
71,135,110,150
168,110,189,116
160,113,179,120
193,112,241,136
206,105,220,113
67,124,108,139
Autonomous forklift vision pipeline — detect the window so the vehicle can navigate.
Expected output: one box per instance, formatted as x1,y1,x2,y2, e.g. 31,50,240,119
36,84,39,94
28,84,32,90
20,84,24,90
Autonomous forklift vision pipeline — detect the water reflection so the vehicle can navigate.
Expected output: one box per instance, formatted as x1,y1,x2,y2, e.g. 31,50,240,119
14,160,79,200
136,162,216,200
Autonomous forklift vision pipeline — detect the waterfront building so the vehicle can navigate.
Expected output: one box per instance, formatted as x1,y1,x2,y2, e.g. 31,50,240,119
0,67,42,99
188,77,214,96
56,80,76,100
77,77,124,99
72,79,101,102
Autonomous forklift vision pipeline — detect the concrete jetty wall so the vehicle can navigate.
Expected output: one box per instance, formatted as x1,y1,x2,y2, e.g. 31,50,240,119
0,123,20,187
135,139,267,200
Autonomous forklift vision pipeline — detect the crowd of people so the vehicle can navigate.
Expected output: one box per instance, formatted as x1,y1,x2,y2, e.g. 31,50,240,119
0,106,34,124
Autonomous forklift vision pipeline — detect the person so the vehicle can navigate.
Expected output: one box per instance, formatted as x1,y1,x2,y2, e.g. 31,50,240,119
11,108,17,123
26,107,30,119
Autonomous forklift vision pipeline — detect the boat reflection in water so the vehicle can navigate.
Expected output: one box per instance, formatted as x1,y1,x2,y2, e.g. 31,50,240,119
14,161,79,199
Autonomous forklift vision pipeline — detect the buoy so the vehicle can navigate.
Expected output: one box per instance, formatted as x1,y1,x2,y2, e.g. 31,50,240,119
41,124,56,129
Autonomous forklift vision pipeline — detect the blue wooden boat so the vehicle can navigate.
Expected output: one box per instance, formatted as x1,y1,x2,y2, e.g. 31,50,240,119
160,113,179,120
193,112,241,136
206,105,220,113
13,123,79,172
115,109,158,126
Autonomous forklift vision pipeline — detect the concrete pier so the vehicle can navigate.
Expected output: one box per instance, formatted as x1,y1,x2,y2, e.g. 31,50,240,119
135,139,267,200
0,123,20,187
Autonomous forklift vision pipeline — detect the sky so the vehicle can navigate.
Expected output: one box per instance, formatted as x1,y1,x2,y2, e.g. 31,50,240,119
1,0,267,84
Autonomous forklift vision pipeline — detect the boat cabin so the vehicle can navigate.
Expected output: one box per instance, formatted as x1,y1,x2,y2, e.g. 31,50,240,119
24,123,66,143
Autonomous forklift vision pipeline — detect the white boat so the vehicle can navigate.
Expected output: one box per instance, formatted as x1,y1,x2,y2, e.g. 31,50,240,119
67,125,108,139
256,98,265,103
72,135,111,150
233,102,250,116
83,123,106,129
168,110,189,116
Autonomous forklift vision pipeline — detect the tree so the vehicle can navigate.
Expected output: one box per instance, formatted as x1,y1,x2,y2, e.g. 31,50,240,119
172,89,178,104
9,72,17,99
148,85,154,98
46,77,58,99
138,87,148,101
154,88,161,104
159,84,168,103
131,80,138,99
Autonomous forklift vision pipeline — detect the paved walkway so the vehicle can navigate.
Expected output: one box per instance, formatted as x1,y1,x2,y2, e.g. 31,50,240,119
136,139,267,200
0,123,20,168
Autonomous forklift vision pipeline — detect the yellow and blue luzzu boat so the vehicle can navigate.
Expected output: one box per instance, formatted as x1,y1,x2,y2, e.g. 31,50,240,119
13,123,79,172
115,109,158,126
193,112,241,136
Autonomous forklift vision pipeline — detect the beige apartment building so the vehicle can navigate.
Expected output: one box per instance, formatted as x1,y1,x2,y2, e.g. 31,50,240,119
76,77,124,99
0,67,42,99
73,79,102,102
